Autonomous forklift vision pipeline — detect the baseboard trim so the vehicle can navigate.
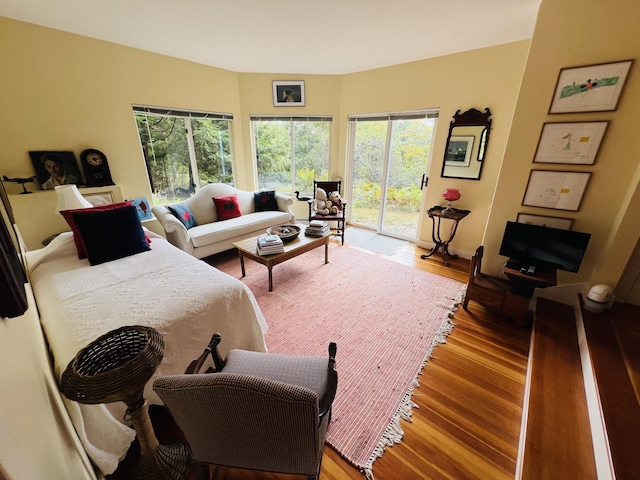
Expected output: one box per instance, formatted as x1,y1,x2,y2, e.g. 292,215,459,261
574,298,615,480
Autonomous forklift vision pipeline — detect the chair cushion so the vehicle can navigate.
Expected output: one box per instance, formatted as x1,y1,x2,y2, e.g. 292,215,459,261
310,213,344,221
213,194,242,221
223,349,329,400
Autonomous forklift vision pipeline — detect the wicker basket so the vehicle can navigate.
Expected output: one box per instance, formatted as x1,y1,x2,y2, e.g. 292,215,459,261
60,325,165,407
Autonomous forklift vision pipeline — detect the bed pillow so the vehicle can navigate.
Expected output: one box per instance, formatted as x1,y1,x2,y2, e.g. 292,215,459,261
213,194,242,221
61,201,133,259
254,190,279,212
70,205,151,266
167,203,198,229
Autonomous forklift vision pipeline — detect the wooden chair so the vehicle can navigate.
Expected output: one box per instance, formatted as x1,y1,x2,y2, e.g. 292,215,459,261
463,246,512,313
308,180,346,245
153,334,338,480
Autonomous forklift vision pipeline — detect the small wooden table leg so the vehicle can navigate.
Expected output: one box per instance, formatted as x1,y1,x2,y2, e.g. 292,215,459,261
268,267,273,292
239,252,246,277
324,241,329,264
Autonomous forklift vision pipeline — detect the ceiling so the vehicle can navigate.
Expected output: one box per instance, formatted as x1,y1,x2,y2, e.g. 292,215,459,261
0,0,541,75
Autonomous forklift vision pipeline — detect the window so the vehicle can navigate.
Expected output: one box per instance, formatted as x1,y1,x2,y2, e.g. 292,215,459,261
348,110,438,239
251,116,331,194
133,106,234,204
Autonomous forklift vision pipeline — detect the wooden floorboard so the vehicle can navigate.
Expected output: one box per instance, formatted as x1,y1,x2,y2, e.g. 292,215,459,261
581,300,640,480
521,298,596,480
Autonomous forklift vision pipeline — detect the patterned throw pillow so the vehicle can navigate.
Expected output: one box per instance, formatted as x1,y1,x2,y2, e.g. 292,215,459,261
254,190,278,212
168,203,198,229
213,194,242,221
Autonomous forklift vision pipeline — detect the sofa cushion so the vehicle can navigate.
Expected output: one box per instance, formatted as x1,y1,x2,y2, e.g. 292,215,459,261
213,194,242,221
189,211,293,248
254,190,279,212
168,203,198,229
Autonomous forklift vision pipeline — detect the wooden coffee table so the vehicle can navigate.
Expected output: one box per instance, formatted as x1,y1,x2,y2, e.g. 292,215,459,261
233,228,330,292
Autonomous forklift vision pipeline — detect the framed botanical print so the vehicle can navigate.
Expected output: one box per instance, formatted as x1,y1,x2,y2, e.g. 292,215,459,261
522,170,591,211
548,60,633,113
533,121,608,165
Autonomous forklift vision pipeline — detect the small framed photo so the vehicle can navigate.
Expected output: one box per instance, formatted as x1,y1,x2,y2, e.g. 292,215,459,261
273,81,305,106
29,151,83,190
522,170,591,212
516,212,574,230
533,121,608,165
445,135,474,167
548,59,633,114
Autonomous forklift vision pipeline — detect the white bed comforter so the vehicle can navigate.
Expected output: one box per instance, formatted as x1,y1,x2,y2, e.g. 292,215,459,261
26,232,268,476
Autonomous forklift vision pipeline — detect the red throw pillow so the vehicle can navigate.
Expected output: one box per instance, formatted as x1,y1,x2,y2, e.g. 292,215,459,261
61,201,133,258
213,194,242,221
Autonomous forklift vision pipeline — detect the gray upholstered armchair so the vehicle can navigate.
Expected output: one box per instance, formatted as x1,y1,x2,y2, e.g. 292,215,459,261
152,334,338,480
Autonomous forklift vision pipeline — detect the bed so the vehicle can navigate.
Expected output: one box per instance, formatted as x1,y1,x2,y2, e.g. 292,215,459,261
26,228,268,476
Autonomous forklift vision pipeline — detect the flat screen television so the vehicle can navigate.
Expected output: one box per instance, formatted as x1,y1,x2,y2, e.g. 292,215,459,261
499,221,591,273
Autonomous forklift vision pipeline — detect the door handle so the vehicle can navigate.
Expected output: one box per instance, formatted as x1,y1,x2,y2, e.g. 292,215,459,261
420,174,428,190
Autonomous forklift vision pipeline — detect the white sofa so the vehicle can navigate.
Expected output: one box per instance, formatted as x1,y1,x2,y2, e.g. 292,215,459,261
152,183,295,258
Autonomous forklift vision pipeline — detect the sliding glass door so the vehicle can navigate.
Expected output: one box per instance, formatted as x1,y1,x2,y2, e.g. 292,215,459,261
348,112,437,240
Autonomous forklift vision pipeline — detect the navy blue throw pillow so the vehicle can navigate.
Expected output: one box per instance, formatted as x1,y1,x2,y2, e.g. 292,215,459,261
168,203,198,228
254,190,278,212
71,205,151,266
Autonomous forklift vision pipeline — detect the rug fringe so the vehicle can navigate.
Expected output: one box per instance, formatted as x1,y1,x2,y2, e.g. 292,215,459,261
361,313,457,479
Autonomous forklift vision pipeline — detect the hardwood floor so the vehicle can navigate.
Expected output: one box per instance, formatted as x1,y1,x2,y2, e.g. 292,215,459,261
200,240,531,480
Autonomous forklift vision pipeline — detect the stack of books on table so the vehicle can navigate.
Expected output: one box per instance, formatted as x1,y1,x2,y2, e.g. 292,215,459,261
257,234,284,255
305,220,330,237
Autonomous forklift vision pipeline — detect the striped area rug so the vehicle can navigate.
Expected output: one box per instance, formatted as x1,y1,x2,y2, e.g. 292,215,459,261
211,244,465,478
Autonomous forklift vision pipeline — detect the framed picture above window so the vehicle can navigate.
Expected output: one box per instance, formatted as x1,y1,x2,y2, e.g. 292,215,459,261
522,170,591,212
273,81,305,107
548,59,633,113
533,121,608,165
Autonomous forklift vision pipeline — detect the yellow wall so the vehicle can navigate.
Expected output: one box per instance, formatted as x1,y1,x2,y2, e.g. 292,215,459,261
0,15,529,257
2,0,639,292
484,0,640,289
0,17,242,243
337,43,530,256
236,73,343,219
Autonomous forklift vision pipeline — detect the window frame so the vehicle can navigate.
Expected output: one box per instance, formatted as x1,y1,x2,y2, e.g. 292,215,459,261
250,115,332,195
133,105,235,203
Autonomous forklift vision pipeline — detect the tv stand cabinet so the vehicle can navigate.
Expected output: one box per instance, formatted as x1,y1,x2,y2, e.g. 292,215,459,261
503,265,557,326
